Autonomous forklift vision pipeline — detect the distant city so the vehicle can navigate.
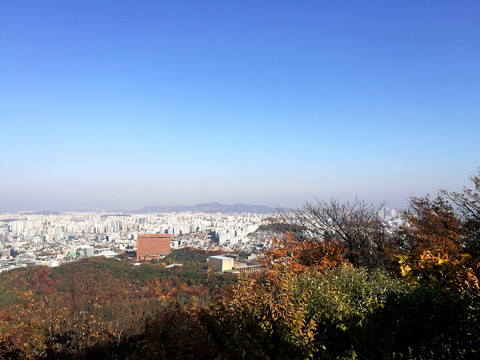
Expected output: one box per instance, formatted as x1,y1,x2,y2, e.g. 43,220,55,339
0,203,403,273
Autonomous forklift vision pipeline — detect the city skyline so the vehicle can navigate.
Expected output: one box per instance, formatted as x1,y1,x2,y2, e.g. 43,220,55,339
1,1,479,212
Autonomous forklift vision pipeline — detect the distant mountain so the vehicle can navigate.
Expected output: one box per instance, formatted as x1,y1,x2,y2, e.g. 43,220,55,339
132,202,277,214
11,203,279,215
134,205,193,213
193,202,277,214
24,210,61,215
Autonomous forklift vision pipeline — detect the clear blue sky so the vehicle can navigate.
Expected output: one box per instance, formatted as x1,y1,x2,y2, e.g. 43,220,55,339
1,0,479,212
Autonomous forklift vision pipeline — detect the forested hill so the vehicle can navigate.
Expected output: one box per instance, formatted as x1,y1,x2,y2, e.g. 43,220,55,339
0,251,234,309
0,251,237,359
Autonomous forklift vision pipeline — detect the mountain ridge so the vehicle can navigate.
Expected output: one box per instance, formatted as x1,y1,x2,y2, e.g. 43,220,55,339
132,202,278,214
11,202,279,214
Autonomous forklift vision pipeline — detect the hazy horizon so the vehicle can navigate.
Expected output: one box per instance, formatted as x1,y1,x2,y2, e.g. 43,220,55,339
1,1,479,213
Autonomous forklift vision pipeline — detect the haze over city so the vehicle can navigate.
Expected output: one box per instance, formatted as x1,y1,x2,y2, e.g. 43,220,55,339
1,1,479,213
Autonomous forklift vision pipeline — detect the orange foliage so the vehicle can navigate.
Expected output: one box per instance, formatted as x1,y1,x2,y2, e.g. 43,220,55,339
398,194,480,294
401,196,464,259
263,232,346,273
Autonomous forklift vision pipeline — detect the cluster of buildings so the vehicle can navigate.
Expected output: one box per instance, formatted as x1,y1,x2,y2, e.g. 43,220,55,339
0,211,275,273
0,207,404,274
378,207,405,231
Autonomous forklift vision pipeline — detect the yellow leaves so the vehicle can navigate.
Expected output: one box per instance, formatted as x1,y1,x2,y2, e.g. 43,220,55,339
399,265,412,278
398,254,412,277
399,249,480,294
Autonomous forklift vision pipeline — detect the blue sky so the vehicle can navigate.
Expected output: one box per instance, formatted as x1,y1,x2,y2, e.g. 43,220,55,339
1,0,479,212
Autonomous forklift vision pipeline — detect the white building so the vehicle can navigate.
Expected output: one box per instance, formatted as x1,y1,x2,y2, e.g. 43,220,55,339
208,255,234,272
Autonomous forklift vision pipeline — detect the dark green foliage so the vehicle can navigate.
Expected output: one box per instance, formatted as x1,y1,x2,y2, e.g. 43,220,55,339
256,222,292,233
300,267,480,360
368,288,480,360
163,247,224,264
135,306,220,360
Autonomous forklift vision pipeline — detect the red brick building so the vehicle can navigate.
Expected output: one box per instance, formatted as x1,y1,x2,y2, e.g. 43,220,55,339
136,234,171,261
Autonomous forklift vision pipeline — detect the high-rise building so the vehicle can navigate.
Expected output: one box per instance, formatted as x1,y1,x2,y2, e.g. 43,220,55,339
136,234,171,261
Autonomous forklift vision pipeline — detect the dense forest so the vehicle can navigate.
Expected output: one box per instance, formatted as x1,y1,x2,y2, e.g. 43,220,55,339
1,170,480,359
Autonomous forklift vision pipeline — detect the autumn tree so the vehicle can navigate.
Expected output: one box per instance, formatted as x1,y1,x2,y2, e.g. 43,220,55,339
442,169,480,260
399,195,464,258
208,273,318,359
397,192,479,293
278,199,389,269
263,232,346,273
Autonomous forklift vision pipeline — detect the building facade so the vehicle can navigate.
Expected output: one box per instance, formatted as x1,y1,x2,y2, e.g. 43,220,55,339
136,234,171,261
208,255,234,272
